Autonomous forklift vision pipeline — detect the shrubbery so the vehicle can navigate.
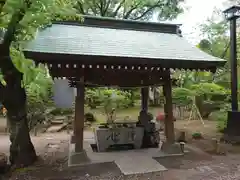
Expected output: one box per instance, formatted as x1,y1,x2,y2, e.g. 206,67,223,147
25,66,54,130
86,88,134,110
25,78,233,134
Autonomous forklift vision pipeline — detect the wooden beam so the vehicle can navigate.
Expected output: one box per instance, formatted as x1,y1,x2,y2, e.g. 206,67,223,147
24,51,221,71
48,63,165,77
163,69,175,144
74,77,85,152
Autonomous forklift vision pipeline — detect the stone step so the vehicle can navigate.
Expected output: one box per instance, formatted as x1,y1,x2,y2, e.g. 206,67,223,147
46,123,68,133
51,116,68,125
115,154,167,175
51,120,65,125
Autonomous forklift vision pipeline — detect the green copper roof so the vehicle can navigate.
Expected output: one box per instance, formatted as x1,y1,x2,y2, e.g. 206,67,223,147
23,17,226,70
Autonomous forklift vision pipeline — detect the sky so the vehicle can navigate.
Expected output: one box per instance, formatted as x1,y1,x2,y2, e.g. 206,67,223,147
165,0,227,44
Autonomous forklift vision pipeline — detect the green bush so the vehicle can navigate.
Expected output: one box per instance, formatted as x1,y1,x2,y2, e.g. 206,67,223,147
85,89,102,109
27,92,47,130
24,66,54,130
211,109,228,133
85,112,97,123
192,132,203,139
172,87,193,106
190,83,228,96
50,108,73,116
190,83,229,118
26,85,53,131
99,88,131,109
95,88,132,123
85,88,132,110
121,88,139,107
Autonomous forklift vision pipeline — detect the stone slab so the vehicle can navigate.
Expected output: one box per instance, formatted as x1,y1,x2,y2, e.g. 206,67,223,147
68,132,188,175
68,140,168,174
115,155,167,175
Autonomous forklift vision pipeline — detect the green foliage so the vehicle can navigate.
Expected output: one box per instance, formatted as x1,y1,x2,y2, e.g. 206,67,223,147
25,64,53,129
92,88,131,122
50,108,73,116
192,132,203,139
0,0,82,130
211,110,228,133
174,70,213,88
86,88,133,110
210,103,230,133
172,87,193,106
121,88,140,107
85,88,102,109
85,112,97,123
197,15,232,89
27,91,47,130
99,88,131,110
199,17,229,55
190,83,228,98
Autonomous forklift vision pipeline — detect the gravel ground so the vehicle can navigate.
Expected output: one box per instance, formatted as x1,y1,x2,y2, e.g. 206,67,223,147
0,133,240,180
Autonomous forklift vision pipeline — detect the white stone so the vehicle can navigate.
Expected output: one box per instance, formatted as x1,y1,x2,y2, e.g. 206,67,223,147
94,127,144,152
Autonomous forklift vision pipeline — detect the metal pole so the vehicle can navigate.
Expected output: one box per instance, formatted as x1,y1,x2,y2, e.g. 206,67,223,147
230,18,238,111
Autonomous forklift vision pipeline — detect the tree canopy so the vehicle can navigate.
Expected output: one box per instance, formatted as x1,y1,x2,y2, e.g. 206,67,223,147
75,0,184,20
0,0,82,167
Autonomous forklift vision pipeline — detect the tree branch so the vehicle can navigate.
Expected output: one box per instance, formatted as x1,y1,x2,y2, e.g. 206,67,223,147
111,0,125,17
76,1,85,14
133,0,162,20
124,6,138,19
103,0,112,16
2,10,25,52
2,0,32,54
99,0,105,16
89,0,98,15
133,5,158,20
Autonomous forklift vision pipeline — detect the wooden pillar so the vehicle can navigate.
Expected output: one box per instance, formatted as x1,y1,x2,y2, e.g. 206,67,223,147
74,78,85,152
141,87,149,112
163,70,175,144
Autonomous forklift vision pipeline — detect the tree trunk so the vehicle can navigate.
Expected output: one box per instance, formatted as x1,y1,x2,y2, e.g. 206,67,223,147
6,90,37,167
1,59,37,167
0,3,37,167
8,111,37,167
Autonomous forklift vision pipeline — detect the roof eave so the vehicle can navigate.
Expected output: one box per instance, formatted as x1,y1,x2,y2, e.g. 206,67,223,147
23,51,226,72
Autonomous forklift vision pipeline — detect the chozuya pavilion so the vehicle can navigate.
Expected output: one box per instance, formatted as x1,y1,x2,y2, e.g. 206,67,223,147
23,16,225,166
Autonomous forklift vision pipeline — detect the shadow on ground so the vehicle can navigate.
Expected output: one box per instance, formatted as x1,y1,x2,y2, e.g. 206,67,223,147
7,162,122,180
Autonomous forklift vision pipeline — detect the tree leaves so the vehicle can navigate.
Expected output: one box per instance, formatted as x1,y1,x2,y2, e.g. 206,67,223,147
196,16,233,88
76,0,183,21
0,0,81,105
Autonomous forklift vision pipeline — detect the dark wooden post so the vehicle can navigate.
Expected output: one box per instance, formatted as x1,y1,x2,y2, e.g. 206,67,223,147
163,70,175,144
74,77,85,152
141,87,149,112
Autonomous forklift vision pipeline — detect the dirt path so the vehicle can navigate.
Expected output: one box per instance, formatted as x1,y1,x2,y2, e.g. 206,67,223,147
0,131,237,180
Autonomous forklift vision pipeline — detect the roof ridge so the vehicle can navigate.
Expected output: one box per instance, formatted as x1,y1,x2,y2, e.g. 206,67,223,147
53,15,181,34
